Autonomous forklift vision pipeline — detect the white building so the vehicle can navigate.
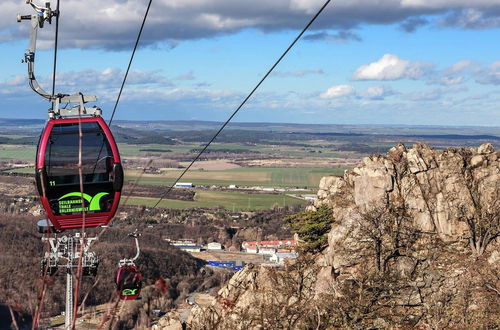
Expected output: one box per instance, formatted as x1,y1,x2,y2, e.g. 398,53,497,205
174,182,193,188
245,244,258,254
259,247,277,255
174,245,202,253
270,252,298,265
207,242,223,250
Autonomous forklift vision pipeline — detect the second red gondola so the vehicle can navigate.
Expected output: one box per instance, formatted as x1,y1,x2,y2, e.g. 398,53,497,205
116,265,143,300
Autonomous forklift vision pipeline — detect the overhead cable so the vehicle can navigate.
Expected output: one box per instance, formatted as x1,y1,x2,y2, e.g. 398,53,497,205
51,0,60,104
108,0,153,126
152,0,332,209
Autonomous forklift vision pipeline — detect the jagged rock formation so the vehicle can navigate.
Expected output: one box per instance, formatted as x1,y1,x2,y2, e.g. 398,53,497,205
316,142,498,240
166,143,499,329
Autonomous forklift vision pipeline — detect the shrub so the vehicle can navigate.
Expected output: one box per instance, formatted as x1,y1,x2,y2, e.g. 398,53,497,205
284,205,333,253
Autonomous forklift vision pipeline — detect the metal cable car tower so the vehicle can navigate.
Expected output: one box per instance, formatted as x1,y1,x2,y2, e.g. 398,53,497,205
39,231,99,326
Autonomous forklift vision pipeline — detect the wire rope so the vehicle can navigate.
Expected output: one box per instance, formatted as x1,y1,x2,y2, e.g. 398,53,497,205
75,1,154,324
108,0,153,126
152,0,332,209
32,2,61,327
91,0,153,176
32,0,331,325
51,0,60,103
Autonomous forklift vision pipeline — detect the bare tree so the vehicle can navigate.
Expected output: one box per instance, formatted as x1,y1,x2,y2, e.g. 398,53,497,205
460,155,500,255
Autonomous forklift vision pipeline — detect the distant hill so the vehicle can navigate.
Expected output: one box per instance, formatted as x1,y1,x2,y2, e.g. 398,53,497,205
1,118,499,135
0,119,498,151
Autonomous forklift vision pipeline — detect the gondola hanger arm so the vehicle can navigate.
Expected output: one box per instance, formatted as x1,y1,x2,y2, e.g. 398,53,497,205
119,231,141,266
17,1,98,118
128,231,141,262
18,1,58,101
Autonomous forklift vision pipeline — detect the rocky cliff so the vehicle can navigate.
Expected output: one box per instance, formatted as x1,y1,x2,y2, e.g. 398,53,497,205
316,142,497,241
314,143,499,288
166,143,499,329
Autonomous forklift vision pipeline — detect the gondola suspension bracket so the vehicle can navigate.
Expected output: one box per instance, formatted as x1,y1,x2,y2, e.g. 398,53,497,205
17,0,99,119
119,230,141,266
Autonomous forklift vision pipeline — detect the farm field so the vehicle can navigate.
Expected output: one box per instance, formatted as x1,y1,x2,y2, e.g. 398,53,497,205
0,144,36,161
1,167,34,173
2,120,496,213
124,190,306,210
4,166,344,188
125,167,344,188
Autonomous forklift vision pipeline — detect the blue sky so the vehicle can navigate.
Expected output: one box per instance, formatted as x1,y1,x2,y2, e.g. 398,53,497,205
1,0,500,126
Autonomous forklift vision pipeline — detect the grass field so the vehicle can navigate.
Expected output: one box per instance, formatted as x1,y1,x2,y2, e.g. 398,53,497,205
0,145,36,161
3,166,344,188
1,167,34,173
1,140,344,211
117,142,347,159
125,167,344,188
118,143,265,157
123,190,306,210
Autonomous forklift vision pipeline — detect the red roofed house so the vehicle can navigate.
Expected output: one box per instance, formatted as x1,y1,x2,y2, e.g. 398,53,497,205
242,240,295,253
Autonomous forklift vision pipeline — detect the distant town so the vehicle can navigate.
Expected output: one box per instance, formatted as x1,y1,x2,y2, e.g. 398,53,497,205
166,238,298,268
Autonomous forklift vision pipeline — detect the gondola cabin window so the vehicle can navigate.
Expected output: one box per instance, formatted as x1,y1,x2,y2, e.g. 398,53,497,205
44,122,114,215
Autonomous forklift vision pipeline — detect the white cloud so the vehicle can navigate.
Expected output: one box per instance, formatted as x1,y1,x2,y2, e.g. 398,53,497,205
434,76,464,86
444,59,476,75
359,85,394,100
407,86,467,101
303,30,362,43
0,75,28,95
3,0,500,49
175,72,195,80
0,68,172,101
400,0,497,8
475,61,500,85
439,8,500,29
290,0,327,14
5,75,26,86
320,84,355,99
427,60,472,85
352,54,430,81
54,68,170,91
426,59,500,86
272,68,324,77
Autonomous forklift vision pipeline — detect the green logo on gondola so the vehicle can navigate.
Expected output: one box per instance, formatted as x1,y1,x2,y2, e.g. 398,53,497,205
122,289,138,296
58,192,109,213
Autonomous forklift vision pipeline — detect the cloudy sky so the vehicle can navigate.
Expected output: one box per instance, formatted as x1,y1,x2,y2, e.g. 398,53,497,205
1,0,500,126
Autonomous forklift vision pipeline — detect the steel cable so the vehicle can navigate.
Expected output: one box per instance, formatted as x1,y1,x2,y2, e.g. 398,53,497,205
152,0,332,209
108,0,153,126
51,0,60,103
32,1,61,327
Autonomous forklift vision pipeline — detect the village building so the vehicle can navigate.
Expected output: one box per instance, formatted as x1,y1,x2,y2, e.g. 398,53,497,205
244,244,258,254
173,245,202,253
258,247,277,255
174,182,193,188
270,252,298,265
242,240,295,251
207,242,223,250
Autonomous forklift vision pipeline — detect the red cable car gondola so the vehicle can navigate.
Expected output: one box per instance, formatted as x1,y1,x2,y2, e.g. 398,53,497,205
116,265,142,300
35,116,123,230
